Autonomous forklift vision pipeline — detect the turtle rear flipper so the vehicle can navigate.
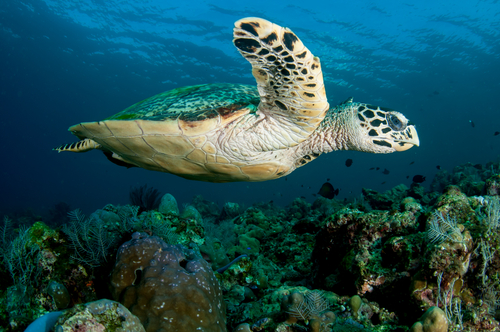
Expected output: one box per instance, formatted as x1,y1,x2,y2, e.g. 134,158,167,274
54,139,137,168
233,17,329,145
53,138,101,153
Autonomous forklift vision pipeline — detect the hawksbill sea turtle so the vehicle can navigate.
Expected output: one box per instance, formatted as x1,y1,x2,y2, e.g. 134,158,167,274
54,17,419,183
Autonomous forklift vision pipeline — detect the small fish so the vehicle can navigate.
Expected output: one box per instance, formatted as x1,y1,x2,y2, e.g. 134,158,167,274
318,182,339,199
301,185,304,187
406,176,409,179
369,167,375,170
436,165,441,170
382,168,390,175
327,178,330,181
376,167,380,171
381,181,386,184
495,131,500,136
469,120,475,128
345,159,353,167
409,161,415,165
473,164,482,170
413,175,426,183
285,177,287,181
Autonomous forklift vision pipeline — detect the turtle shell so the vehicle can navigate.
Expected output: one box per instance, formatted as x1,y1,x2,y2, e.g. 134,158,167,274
69,83,261,181
106,83,259,122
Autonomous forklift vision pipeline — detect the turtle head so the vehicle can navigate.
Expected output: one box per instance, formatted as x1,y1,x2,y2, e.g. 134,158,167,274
353,104,419,153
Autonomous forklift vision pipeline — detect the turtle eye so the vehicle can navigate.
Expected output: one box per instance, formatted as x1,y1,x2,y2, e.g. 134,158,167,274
387,113,406,131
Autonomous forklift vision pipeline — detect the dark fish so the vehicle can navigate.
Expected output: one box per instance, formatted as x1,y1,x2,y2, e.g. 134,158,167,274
382,168,390,175
369,167,375,170
318,182,339,199
327,178,330,181
413,175,426,183
469,120,475,128
345,159,353,167
409,161,415,165
495,131,500,136
376,167,380,171
473,164,482,170
406,176,409,179
381,181,386,184
285,177,287,181
436,165,441,170
301,185,304,187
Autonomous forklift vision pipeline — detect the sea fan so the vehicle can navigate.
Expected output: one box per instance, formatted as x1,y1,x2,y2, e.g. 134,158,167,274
62,209,117,267
288,290,330,321
427,212,462,244
129,184,162,213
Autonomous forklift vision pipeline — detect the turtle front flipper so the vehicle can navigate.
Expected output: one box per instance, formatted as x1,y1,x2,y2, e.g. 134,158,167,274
53,138,101,153
233,17,329,146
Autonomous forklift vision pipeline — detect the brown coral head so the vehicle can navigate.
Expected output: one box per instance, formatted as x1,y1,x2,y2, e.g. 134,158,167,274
110,232,227,332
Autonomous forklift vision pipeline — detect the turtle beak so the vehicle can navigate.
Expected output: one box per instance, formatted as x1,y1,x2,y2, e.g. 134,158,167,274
392,125,419,151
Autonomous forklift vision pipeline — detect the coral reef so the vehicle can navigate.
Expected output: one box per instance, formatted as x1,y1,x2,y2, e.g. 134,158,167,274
56,299,145,332
410,306,448,332
46,281,70,310
2,160,500,332
159,192,180,215
0,219,98,330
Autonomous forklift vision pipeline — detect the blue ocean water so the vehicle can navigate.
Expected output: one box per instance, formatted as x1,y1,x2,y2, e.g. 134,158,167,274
1,0,499,216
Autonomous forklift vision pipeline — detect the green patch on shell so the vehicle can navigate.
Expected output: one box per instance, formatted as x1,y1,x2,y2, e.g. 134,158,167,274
110,113,137,120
